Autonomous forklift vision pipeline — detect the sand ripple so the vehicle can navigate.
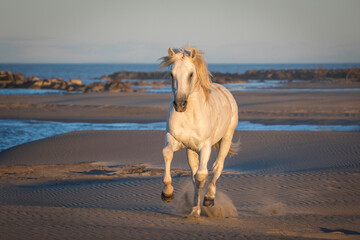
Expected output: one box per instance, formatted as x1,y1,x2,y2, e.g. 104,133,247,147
1,168,360,239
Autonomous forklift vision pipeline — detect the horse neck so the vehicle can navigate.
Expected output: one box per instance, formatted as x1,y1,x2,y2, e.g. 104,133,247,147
186,87,208,111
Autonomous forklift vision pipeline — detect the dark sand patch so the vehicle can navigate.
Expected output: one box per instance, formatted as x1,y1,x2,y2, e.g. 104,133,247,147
0,163,190,185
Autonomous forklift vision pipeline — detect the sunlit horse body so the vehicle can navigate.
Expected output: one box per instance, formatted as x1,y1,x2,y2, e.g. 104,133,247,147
160,47,239,217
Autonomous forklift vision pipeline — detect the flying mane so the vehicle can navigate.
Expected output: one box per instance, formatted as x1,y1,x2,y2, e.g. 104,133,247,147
159,47,212,98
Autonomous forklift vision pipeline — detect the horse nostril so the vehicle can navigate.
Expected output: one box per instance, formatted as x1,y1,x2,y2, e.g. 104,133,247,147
173,100,187,111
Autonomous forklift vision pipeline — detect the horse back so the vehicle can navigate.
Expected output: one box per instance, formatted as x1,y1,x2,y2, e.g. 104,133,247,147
209,83,238,119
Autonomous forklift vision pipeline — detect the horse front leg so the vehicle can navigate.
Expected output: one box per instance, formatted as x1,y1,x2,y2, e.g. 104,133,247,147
161,133,182,203
186,149,199,184
189,142,211,218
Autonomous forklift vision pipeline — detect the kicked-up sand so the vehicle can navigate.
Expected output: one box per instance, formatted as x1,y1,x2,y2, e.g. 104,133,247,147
0,88,359,239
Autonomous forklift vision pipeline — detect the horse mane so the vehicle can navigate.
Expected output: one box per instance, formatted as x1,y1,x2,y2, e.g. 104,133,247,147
159,47,212,98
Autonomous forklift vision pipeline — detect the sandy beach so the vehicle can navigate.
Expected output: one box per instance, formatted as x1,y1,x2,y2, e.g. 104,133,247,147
0,87,359,239
1,0,360,238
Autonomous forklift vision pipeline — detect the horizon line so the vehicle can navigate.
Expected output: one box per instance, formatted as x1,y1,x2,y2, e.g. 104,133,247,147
1,62,360,65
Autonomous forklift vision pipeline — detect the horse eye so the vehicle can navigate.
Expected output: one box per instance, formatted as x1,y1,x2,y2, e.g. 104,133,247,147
189,72,193,78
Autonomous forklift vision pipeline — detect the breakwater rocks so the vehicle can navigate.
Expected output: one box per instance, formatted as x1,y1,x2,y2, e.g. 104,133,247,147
1,68,359,93
107,71,166,81
0,71,85,93
0,71,133,93
107,68,360,83
85,80,133,93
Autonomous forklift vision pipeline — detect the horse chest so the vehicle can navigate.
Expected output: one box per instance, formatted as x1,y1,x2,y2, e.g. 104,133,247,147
168,113,209,150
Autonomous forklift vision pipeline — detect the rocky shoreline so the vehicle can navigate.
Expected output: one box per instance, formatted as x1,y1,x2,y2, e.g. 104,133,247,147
107,68,360,83
0,71,135,93
1,68,359,93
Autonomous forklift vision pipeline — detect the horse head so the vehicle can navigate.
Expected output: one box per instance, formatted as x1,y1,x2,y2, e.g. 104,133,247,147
160,47,211,112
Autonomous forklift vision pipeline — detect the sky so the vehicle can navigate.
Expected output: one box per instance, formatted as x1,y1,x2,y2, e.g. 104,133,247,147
0,0,359,63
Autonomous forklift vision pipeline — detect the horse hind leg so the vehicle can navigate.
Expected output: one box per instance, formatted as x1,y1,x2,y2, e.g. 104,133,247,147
204,132,235,206
186,149,201,218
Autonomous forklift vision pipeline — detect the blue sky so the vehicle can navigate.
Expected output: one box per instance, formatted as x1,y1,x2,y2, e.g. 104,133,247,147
0,0,359,63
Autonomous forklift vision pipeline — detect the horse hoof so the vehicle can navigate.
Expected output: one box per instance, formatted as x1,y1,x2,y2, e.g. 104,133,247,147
203,197,214,207
186,213,200,219
187,208,201,218
161,192,174,203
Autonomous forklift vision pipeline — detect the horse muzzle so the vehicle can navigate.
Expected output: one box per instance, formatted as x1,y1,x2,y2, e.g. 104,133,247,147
173,100,187,112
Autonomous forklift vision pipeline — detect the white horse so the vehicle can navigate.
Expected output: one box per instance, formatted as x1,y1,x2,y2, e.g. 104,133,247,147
160,47,239,217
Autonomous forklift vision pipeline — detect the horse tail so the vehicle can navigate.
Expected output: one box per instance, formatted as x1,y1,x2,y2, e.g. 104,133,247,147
228,136,241,156
212,136,240,157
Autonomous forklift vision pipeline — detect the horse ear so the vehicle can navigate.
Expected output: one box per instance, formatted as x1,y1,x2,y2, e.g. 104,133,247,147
168,48,175,57
190,49,196,59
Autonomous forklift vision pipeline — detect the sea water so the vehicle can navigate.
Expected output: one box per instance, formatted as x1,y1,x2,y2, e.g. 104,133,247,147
0,120,359,152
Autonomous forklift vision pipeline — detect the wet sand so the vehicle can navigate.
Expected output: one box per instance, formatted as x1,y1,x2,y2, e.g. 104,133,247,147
0,87,360,239
0,130,359,173
0,129,359,239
